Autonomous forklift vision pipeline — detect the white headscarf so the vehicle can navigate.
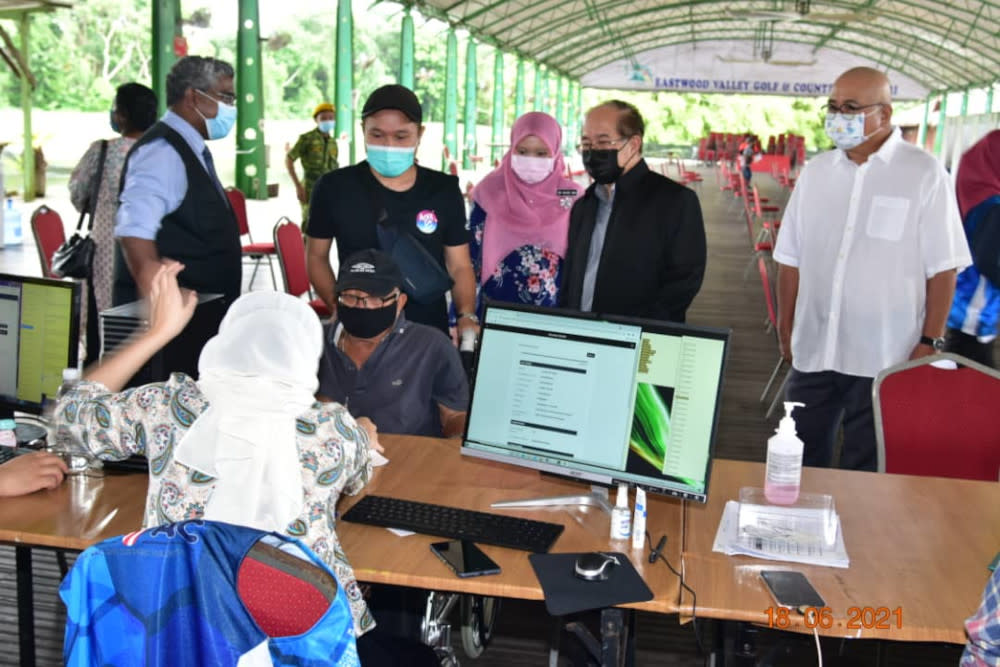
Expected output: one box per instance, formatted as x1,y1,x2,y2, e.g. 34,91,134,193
173,291,323,533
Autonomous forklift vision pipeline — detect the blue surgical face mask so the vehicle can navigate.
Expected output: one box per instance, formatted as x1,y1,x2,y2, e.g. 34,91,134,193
825,109,880,151
195,89,237,141
318,120,336,134
109,109,121,134
366,144,416,178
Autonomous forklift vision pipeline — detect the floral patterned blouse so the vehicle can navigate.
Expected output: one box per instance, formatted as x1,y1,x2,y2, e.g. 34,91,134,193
468,202,562,318
55,373,376,636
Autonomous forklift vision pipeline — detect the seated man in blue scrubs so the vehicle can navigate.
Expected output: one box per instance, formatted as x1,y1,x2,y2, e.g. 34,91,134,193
317,249,469,438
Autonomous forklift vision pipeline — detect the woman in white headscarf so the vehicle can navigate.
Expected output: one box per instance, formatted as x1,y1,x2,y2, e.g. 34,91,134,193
53,261,379,638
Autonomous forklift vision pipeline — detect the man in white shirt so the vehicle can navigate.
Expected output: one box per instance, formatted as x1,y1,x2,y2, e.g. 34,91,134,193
774,67,971,471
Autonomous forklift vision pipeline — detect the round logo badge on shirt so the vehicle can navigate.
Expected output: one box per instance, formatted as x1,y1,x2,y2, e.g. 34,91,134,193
415,209,438,234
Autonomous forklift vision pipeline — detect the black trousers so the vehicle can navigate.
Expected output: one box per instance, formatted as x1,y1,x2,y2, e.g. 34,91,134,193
784,369,877,471
945,328,996,369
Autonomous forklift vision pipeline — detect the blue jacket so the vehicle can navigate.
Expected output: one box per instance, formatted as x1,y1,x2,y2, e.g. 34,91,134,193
948,196,1000,338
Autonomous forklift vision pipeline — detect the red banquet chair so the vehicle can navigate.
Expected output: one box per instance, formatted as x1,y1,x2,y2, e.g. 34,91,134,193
30,205,66,277
272,217,331,319
873,353,1000,481
227,187,277,290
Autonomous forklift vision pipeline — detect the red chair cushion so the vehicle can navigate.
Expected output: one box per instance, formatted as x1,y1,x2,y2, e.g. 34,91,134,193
243,242,276,254
879,362,1000,480
754,242,773,252
237,556,330,637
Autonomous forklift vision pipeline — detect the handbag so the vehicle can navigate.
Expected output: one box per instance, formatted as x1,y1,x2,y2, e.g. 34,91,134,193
363,176,453,305
51,140,108,279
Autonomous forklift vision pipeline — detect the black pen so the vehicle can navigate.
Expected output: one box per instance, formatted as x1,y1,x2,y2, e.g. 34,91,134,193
649,535,667,563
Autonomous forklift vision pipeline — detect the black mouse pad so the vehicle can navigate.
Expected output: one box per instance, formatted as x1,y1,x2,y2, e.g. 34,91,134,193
528,552,654,616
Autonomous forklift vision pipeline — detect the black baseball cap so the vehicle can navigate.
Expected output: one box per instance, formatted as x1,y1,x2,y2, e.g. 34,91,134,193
361,84,422,124
337,249,403,296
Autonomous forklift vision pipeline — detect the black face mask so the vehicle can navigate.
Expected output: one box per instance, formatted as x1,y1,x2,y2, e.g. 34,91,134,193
582,149,623,184
338,303,397,339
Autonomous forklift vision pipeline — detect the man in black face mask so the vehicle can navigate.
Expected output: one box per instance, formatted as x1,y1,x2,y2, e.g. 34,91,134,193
560,100,707,322
316,249,470,438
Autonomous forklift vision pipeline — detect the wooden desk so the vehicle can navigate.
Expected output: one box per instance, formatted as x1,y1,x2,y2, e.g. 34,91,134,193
338,435,683,614
682,459,1000,643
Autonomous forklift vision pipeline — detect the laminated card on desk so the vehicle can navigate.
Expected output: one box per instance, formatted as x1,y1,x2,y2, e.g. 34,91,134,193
713,500,850,568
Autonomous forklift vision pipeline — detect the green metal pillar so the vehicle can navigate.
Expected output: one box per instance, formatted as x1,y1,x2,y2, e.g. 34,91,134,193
514,57,526,119
399,8,414,89
986,84,995,114
555,75,564,128
236,0,266,199
933,91,948,157
564,79,576,155
916,95,930,150
533,63,543,111
462,38,477,170
490,51,504,164
443,27,458,172
151,0,179,117
335,0,354,164
19,13,33,201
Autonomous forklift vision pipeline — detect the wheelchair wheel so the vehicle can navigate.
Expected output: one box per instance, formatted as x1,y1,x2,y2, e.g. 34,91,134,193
460,595,501,659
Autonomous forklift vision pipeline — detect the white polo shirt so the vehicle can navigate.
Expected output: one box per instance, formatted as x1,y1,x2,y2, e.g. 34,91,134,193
774,127,970,378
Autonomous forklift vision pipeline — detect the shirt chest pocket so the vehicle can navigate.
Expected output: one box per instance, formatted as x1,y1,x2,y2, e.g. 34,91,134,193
866,195,910,241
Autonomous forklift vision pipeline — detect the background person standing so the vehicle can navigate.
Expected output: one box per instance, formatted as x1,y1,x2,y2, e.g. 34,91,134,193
286,102,339,233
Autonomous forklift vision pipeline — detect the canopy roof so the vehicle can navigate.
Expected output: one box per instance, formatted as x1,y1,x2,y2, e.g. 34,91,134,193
0,0,70,16
412,0,998,99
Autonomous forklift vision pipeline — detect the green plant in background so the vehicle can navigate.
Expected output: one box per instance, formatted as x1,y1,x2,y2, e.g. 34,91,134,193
630,382,670,470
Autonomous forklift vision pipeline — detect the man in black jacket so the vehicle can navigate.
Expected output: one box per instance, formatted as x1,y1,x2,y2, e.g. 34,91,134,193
560,100,706,322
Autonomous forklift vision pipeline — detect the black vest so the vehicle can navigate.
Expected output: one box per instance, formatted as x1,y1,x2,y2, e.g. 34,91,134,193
113,121,241,307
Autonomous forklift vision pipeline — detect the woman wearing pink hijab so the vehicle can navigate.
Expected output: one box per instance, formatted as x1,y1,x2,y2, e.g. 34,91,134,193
468,112,582,313
946,129,1000,367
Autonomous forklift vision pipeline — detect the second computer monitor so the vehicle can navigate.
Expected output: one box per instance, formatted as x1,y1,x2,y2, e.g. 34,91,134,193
462,302,730,502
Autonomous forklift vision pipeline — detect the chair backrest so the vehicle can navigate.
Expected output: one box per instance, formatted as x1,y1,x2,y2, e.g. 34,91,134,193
873,353,1000,481
226,187,250,238
30,205,66,277
273,217,310,298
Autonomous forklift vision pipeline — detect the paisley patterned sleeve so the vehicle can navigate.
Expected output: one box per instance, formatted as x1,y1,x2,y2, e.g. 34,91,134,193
53,374,201,462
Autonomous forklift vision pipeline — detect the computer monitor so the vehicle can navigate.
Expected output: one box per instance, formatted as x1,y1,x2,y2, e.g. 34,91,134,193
0,273,81,419
462,302,730,503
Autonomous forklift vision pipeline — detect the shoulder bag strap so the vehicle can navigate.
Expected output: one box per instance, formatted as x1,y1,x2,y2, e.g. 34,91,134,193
77,139,109,233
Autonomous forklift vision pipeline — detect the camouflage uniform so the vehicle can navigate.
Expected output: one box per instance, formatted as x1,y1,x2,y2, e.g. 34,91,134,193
288,128,338,232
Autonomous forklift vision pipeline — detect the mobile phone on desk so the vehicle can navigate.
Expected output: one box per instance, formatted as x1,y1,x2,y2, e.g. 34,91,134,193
430,540,501,578
760,570,825,612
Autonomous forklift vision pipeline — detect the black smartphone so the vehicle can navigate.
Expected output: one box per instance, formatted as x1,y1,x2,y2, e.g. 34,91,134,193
760,570,825,611
430,540,501,578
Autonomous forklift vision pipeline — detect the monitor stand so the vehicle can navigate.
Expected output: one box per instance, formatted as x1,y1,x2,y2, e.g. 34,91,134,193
491,490,614,515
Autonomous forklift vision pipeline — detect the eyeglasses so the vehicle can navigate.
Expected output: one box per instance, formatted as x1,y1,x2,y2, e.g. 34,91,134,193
824,102,882,115
198,89,237,106
576,137,631,153
337,291,400,308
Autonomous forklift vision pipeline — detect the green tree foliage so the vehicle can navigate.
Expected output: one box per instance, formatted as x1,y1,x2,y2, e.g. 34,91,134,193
0,0,152,111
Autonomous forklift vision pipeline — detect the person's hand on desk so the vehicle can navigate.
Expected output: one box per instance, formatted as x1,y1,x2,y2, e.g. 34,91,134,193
355,417,383,454
0,452,69,497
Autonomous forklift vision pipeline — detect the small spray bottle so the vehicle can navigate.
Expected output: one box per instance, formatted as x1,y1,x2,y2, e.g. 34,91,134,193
610,483,632,540
764,401,805,505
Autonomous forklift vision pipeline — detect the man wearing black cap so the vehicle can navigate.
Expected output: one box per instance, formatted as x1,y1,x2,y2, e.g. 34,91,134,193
316,249,469,438
306,84,479,339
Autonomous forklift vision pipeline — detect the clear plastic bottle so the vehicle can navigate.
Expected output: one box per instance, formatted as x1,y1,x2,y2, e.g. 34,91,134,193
610,482,632,540
46,368,97,472
3,199,22,246
764,401,805,505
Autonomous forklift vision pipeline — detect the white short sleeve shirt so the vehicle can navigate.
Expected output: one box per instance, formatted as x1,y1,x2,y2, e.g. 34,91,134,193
773,127,971,378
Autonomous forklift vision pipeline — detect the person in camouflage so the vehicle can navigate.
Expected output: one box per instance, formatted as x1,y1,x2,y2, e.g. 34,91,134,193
286,102,339,232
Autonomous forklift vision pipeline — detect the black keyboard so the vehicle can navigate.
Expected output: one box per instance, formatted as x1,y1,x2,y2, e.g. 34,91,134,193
0,448,22,465
341,495,564,553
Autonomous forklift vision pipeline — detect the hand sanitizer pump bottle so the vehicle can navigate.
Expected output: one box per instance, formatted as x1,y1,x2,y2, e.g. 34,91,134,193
764,401,805,505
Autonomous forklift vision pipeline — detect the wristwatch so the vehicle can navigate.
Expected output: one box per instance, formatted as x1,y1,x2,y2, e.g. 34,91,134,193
458,312,480,325
919,335,946,352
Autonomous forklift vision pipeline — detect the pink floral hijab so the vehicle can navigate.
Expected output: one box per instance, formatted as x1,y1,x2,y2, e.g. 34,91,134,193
472,112,582,284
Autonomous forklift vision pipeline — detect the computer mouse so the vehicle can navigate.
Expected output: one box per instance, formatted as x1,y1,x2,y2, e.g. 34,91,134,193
574,552,619,582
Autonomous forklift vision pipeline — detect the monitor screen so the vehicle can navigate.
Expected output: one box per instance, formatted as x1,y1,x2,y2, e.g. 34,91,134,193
462,302,730,503
0,273,81,417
